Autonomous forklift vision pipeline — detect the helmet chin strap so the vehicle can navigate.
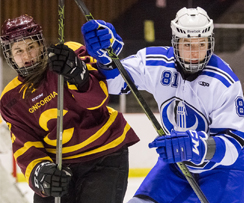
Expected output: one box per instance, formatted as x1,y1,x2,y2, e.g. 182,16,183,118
175,61,202,81
183,60,205,73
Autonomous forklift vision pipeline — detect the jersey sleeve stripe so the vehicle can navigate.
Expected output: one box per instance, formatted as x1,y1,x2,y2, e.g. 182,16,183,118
227,130,244,147
146,60,175,67
146,55,174,61
215,136,239,165
145,47,175,67
146,46,170,55
210,129,244,147
201,71,231,87
14,141,45,160
98,67,120,79
87,81,109,110
0,77,22,100
208,55,239,82
62,123,131,159
204,66,235,83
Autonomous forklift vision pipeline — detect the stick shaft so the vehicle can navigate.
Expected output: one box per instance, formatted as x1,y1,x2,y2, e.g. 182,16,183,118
74,0,209,202
55,1,65,203
57,0,64,171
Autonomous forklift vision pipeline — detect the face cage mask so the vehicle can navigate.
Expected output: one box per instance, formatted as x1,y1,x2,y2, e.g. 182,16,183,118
1,34,47,78
172,36,215,73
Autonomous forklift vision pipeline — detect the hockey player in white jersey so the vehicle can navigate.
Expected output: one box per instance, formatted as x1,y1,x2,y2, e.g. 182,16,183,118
82,7,244,203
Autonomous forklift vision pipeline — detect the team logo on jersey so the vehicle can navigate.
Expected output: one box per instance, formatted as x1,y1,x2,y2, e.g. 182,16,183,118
198,81,209,87
160,97,209,134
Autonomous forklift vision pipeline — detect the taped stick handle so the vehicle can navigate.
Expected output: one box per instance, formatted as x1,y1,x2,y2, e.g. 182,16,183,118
74,0,209,202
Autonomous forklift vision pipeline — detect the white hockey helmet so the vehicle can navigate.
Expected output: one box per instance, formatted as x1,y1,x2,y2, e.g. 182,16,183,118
171,7,215,73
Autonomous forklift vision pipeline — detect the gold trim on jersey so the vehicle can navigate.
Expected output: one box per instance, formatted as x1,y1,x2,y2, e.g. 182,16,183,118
45,107,125,155
39,108,68,131
63,122,130,159
68,80,109,110
25,156,53,184
86,63,97,71
14,141,45,161
87,81,108,110
11,132,16,143
44,128,74,146
64,41,82,51
0,77,22,100
67,83,78,90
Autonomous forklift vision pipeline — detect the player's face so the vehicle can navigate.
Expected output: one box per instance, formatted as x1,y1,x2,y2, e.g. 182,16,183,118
178,37,208,64
11,38,42,69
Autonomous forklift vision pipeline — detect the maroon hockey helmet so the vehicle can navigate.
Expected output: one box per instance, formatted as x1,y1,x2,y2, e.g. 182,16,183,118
0,14,47,77
1,14,43,44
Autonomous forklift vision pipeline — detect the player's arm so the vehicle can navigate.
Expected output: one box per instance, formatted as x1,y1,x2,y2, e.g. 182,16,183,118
5,120,72,197
207,82,244,166
81,20,156,96
0,107,72,197
149,83,244,166
48,43,111,109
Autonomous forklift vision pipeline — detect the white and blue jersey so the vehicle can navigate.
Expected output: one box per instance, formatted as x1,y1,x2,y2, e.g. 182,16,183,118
100,46,244,173
99,46,244,202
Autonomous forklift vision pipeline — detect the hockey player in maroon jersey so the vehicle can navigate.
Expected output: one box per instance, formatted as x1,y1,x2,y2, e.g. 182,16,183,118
0,14,139,203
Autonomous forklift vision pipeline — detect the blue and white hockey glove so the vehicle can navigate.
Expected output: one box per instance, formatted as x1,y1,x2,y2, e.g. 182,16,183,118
81,20,124,65
149,130,208,165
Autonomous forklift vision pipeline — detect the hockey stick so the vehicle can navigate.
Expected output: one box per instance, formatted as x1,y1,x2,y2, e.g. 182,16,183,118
74,1,209,202
55,1,65,203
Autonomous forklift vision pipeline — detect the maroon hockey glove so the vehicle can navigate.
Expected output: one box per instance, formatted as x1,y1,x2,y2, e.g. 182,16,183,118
32,162,72,197
48,44,89,90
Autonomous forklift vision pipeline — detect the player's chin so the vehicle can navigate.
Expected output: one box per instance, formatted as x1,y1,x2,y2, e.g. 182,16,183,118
23,61,38,68
183,61,199,65
190,60,199,64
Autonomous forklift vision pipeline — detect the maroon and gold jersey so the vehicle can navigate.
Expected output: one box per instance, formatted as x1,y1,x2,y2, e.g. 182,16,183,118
0,42,139,187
